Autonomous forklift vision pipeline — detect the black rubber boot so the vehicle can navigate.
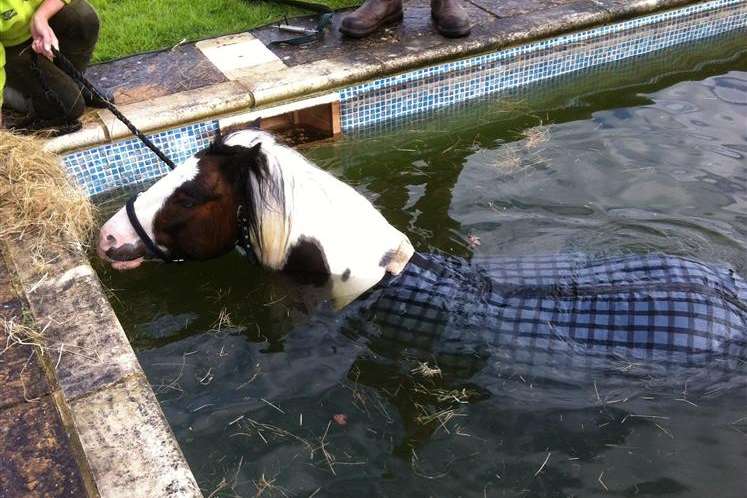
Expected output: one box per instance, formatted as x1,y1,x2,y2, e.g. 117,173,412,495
431,0,471,38
340,0,404,38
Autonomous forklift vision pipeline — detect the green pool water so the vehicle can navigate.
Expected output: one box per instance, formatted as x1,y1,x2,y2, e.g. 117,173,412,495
94,31,747,497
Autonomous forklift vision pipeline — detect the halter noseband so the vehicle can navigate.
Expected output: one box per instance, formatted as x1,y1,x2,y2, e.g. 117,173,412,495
125,194,181,264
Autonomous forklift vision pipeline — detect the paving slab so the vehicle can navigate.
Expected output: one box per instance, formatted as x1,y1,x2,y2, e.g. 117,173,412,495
0,394,88,498
195,32,286,80
0,259,52,411
5,243,141,402
0,299,52,410
68,374,202,498
86,44,227,106
258,0,605,70
2,236,203,498
0,255,91,498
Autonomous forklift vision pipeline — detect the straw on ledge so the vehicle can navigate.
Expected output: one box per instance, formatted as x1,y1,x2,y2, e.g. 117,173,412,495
0,130,96,260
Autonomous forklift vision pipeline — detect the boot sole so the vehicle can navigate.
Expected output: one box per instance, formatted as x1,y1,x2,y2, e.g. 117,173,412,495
434,24,471,38
340,10,404,38
431,12,471,38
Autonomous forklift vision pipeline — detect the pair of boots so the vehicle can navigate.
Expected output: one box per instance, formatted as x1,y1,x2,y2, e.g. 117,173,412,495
341,0,470,38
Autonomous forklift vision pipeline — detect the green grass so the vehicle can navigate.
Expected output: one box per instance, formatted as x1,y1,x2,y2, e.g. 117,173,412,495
89,0,359,63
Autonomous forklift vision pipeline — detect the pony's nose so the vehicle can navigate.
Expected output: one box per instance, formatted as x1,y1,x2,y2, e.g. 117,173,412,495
105,243,145,262
98,228,115,255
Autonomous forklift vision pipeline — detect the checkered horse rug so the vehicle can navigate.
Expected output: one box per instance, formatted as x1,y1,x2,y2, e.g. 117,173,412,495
350,253,747,377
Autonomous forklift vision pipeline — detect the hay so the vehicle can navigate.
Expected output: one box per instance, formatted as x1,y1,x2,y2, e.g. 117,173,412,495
1,315,46,356
0,130,95,259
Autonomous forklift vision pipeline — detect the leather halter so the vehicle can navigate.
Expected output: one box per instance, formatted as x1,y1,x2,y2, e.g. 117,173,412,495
124,194,258,266
236,203,259,265
125,194,181,264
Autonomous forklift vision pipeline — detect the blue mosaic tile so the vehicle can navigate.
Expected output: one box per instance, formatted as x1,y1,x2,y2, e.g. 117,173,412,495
63,120,219,196
339,0,747,130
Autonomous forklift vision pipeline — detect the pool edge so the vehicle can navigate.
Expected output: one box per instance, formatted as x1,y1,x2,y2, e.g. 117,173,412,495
1,237,203,498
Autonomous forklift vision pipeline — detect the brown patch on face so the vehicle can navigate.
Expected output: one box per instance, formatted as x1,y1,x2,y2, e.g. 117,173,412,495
153,156,241,260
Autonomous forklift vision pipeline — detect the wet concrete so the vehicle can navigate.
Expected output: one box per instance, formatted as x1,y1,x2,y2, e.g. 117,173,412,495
0,257,89,498
253,0,591,67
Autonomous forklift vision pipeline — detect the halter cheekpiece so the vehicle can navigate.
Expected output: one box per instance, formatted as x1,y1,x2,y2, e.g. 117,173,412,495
125,194,182,263
236,204,259,265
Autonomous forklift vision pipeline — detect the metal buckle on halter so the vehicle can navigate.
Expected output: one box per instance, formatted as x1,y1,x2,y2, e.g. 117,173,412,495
236,204,258,265
125,193,183,264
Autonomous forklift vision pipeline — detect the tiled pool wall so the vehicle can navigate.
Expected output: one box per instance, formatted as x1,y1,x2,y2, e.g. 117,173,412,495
339,0,747,130
64,0,747,197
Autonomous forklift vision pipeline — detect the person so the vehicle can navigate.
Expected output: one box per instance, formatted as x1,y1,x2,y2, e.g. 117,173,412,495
1,0,104,135
340,0,470,39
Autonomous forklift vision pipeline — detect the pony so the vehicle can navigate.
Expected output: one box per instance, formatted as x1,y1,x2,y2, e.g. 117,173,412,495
98,128,747,378
99,128,414,308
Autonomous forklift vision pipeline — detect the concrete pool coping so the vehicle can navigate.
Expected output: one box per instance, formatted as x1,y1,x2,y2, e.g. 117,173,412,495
1,237,202,498
42,0,707,155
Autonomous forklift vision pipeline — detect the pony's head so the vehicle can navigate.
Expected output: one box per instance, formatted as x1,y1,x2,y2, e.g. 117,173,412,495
98,131,268,269
98,128,413,305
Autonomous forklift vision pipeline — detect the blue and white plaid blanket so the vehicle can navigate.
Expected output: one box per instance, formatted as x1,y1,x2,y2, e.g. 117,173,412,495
355,253,747,372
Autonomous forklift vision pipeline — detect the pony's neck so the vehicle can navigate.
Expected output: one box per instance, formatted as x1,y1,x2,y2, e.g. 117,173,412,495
237,135,413,307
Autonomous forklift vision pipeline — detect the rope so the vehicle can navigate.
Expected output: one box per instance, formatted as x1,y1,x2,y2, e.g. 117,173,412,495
32,48,180,262
38,47,178,170
29,50,78,123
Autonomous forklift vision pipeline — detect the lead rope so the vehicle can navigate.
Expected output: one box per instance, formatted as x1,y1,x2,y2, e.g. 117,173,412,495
33,48,182,262
41,48,179,170
29,50,78,124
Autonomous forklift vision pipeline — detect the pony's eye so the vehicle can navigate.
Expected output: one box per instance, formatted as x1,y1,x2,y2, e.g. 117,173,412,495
175,191,199,208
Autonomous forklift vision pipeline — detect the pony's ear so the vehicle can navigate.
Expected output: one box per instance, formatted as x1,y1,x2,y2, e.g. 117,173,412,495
223,142,268,182
218,118,261,137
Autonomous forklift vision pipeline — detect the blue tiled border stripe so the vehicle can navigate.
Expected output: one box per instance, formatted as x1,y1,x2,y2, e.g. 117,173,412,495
63,0,747,196
64,120,219,196
338,0,747,130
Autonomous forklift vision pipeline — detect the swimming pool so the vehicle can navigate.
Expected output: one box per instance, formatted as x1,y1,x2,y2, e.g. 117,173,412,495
92,31,747,497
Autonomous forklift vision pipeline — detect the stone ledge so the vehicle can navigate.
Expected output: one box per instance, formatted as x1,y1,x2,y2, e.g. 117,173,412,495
5,240,141,401
45,81,255,155
68,374,202,498
2,237,202,498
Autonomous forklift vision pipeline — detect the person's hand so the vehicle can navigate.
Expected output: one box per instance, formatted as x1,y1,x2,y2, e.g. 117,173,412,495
30,13,59,60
